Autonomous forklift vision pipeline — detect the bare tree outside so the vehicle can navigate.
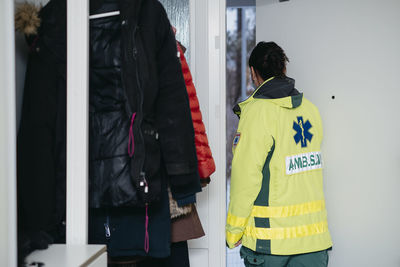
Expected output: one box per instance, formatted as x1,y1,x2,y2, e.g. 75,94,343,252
226,7,256,183
226,6,256,267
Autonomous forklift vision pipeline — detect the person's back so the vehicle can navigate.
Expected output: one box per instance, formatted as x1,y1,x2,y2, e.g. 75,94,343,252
226,42,332,267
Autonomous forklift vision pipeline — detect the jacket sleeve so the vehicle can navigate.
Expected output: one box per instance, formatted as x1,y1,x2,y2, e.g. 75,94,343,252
154,3,201,198
226,102,274,248
177,43,216,182
17,49,58,235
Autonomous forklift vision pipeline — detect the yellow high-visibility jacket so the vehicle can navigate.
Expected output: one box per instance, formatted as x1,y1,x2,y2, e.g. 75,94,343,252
226,77,332,255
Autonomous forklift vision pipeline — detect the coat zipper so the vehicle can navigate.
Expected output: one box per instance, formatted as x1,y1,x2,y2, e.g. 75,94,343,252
104,215,111,239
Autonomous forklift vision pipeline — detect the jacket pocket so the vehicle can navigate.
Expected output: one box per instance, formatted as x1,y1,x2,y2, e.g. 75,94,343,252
244,255,265,266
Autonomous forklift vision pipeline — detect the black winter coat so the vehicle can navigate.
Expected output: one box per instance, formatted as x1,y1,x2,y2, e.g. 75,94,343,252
17,0,201,259
89,0,200,208
17,0,67,259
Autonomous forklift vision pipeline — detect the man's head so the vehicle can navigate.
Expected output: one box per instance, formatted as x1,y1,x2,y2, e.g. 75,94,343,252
249,41,289,87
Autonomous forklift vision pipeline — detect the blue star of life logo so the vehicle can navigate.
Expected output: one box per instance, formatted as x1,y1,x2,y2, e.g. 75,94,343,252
293,116,313,147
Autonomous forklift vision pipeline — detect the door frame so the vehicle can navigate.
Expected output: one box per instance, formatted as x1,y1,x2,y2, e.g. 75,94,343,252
0,0,17,265
189,0,227,266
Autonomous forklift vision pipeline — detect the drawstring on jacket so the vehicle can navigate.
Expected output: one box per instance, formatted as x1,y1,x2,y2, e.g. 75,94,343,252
142,176,149,253
128,114,150,253
128,113,136,157
144,203,149,253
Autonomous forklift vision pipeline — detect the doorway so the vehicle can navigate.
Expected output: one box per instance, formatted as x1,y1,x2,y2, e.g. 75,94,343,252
226,0,255,266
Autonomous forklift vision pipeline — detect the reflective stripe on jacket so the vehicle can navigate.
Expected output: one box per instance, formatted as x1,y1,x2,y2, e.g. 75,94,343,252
226,77,332,255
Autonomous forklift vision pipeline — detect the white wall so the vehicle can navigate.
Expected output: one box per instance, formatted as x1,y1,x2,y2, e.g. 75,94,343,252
256,0,400,266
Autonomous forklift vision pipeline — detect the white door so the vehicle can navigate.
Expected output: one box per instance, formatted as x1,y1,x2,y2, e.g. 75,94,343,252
188,1,227,267
0,0,17,266
256,1,400,266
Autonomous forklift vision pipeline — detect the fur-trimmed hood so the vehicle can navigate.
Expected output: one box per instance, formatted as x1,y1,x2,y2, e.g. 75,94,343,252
15,2,41,35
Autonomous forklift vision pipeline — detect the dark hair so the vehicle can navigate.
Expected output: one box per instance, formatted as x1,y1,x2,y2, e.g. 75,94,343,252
248,41,289,80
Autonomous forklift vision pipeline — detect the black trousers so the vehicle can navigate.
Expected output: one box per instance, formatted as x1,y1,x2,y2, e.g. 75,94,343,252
109,241,190,267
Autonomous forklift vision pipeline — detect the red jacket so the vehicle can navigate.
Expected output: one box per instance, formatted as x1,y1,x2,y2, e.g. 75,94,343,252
177,43,216,183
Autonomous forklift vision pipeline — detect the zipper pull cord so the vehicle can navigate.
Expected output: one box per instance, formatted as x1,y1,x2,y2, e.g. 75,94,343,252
128,113,137,157
144,203,149,253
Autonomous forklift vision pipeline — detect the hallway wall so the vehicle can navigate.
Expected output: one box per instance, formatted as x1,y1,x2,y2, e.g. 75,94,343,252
256,0,400,266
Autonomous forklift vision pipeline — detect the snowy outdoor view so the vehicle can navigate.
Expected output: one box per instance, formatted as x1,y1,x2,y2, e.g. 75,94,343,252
226,3,256,267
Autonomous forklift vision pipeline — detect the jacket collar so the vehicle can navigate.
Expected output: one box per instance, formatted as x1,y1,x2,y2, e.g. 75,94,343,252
254,76,299,99
233,76,302,116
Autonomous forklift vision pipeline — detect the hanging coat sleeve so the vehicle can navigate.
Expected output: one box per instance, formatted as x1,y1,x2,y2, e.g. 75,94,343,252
17,49,59,243
154,3,201,197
